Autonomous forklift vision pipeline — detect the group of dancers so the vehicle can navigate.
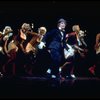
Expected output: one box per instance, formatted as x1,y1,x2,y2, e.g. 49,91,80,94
0,18,99,79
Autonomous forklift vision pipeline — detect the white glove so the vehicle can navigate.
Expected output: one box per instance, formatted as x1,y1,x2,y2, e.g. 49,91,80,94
3,35,9,41
46,68,51,74
64,44,75,59
0,46,2,51
38,42,45,49
8,33,13,37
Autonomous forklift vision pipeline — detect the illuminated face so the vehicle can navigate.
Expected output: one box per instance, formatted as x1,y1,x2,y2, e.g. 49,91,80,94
38,27,47,35
21,23,31,32
76,25,80,31
58,22,66,30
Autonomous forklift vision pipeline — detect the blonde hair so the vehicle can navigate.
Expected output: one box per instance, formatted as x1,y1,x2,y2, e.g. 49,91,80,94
0,31,3,34
38,27,47,35
72,25,80,32
21,23,31,30
3,26,13,34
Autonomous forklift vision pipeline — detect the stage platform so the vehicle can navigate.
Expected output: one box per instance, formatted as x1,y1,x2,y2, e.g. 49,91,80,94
0,76,100,98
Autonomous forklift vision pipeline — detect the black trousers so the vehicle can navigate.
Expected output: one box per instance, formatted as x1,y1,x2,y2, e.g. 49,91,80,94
49,49,63,76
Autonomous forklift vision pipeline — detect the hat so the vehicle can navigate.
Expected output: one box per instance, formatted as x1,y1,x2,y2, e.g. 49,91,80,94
58,18,67,25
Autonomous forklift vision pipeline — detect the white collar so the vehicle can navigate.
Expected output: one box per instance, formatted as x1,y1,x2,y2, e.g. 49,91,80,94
58,27,65,32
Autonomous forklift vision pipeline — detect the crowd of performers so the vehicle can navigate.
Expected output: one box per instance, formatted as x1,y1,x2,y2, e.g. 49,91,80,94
0,18,99,79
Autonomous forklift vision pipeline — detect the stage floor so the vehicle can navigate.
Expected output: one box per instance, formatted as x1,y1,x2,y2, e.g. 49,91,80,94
0,76,100,98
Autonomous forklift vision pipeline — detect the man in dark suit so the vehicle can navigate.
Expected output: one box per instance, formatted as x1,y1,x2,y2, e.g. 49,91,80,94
38,18,67,79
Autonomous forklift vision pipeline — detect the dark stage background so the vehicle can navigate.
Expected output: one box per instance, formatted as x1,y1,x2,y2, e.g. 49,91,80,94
0,0,100,77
